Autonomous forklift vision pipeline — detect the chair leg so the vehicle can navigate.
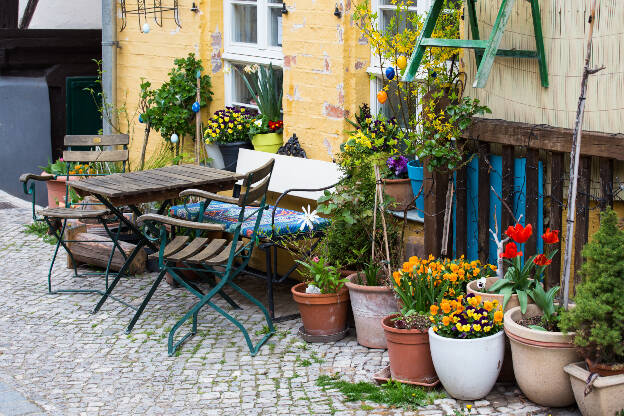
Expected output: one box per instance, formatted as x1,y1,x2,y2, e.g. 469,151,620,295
264,245,275,319
125,268,166,334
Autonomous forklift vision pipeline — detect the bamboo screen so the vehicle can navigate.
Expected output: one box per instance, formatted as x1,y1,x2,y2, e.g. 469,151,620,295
462,0,623,135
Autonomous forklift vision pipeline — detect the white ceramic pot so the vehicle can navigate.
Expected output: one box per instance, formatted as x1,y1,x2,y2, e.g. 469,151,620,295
204,143,225,169
428,327,505,400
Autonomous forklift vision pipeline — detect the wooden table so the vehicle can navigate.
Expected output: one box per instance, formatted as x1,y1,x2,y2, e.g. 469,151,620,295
70,164,243,318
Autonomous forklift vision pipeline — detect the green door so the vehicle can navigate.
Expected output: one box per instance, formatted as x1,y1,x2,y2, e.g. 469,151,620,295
66,76,102,135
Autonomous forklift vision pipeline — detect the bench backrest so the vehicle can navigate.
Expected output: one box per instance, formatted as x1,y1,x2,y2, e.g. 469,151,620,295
62,134,129,163
236,149,342,200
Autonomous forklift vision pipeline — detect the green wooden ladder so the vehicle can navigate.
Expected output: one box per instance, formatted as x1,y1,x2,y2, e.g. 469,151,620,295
404,0,548,88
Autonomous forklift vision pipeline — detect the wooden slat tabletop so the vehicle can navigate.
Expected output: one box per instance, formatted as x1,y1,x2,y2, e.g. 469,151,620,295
71,165,244,201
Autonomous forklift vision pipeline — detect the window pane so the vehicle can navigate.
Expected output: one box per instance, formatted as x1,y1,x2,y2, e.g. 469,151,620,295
381,9,418,35
377,79,419,129
233,4,257,43
231,63,284,113
269,7,283,47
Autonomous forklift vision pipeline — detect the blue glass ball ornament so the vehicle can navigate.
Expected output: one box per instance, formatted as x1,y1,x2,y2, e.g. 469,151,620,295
139,114,144,123
385,66,395,80
170,133,179,143
192,102,201,113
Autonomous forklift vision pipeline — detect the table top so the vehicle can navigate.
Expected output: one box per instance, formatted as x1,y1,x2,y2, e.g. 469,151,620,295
71,164,243,202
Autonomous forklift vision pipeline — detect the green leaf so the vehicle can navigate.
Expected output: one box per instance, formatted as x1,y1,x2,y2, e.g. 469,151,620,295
528,325,547,331
517,290,528,314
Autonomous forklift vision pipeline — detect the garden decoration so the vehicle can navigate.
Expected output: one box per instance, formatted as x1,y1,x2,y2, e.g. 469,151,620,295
20,135,130,302
376,90,387,104
560,208,624,415
135,161,275,356
237,63,284,153
291,256,350,341
120,0,181,32
345,263,397,349
429,293,505,399
385,66,395,80
204,107,253,171
403,0,548,88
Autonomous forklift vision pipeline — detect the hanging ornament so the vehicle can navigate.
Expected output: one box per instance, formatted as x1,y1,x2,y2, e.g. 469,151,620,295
385,66,395,80
139,114,144,123
196,69,202,79
170,133,179,143
377,90,388,104
192,102,201,113
142,23,150,33
397,55,407,70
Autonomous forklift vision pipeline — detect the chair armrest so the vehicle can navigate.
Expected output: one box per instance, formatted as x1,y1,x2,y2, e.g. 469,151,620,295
19,173,53,183
179,189,261,207
137,214,226,231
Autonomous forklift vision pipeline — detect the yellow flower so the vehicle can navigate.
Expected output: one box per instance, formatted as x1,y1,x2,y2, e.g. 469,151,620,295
484,326,491,332
432,326,438,332
442,316,450,326
441,301,451,314
494,310,503,323
430,305,439,315
484,301,494,312
473,324,482,332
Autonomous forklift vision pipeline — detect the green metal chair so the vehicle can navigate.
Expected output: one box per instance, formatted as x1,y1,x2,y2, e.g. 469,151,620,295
19,134,131,306
135,159,276,356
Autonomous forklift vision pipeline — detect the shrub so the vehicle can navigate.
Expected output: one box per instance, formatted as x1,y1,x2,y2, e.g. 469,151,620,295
560,208,624,365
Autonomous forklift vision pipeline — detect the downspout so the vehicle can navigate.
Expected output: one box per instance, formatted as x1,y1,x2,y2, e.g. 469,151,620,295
101,0,117,135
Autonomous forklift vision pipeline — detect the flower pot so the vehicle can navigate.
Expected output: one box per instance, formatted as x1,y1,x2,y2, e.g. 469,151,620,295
43,173,77,208
218,141,253,172
564,361,624,416
407,160,424,214
585,359,624,377
466,276,536,383
504,304,580,407
429,327,504,400
291,282,349,336
345,274,397,349
251,133,283,154
204,143,225,169
382,178,413,211
382,314,436,383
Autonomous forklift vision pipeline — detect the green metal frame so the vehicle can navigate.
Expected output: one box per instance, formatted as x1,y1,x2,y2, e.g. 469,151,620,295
133,171,275,357
404,0,548,88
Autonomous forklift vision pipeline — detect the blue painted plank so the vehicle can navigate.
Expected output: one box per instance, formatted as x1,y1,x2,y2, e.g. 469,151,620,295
489,155,502,264
514,158,526,262
467,157,479,261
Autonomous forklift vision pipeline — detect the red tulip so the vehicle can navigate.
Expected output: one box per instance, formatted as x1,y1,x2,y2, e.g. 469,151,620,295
505,223,533,244
542,228,559,245
500,242,522,258
533,254,552,266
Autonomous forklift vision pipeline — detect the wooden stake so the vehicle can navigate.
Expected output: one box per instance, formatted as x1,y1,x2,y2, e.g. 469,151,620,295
374,165,392,277
139,123,150,171
561,0,604,310
441,175,454,257
195,74,201,164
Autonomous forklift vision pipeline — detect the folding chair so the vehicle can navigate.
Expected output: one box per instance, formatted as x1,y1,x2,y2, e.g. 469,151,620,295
134,159,275,356
19,134,131,303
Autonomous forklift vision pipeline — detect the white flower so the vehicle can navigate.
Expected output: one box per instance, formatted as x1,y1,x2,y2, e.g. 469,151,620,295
476,277,487,290
243,65,253,73
305,284,321,294
254,119,263,127
299,205,321,231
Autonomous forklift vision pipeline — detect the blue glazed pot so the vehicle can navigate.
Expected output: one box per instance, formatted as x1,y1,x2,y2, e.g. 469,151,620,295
407,160,424,214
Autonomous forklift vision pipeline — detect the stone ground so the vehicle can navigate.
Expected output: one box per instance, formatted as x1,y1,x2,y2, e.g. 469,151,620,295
0,190,580,415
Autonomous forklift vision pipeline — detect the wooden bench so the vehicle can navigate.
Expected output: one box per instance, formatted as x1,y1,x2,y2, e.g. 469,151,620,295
169,147,342,321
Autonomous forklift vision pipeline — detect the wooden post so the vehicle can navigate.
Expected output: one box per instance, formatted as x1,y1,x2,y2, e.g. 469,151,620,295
478,142,490,263
599,158,614,210
423,166,448,257
455,163,467,258
139,123,150,171
501,145,514,229
549,152,564,290
195,71,202,164
573,156,591,293
562,0,602,310
525,148,539,258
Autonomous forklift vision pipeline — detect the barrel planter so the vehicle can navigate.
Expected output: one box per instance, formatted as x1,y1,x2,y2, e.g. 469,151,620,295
345,273,397,349
252,133,283,153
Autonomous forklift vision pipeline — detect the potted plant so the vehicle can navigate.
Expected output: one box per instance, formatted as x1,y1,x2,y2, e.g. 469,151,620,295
429,293,505,400
382,155,413,211
237,63,284,153
345,262,397,349
204,106,252,172
39,158,89,208
381,255,487,384
291,256,350,337
560,209,624,415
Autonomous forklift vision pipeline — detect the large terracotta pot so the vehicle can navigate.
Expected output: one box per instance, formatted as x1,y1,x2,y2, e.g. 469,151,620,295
43,173,76,208
382,178,413,211
504,304,580,407
429,327,505,400
466,276,536,383
345,273,397,349
291,282,349,336
564,361,624,416
381,314,436,383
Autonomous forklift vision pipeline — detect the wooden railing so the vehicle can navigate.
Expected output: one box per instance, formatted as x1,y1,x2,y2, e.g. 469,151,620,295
423,118,624,291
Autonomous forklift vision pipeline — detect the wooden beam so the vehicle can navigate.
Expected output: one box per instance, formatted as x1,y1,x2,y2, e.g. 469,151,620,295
0,0,18,29
455,163,467,258
19,0,39,29
465,118,624,160
548,152,564,290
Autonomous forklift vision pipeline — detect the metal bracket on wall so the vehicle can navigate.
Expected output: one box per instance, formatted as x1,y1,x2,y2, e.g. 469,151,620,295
120,0,181,32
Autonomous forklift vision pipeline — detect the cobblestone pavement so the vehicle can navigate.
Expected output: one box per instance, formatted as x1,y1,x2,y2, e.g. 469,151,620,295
0,191,580,415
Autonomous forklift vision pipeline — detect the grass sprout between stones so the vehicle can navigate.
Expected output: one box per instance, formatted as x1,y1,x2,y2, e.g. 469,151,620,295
23,222,57,245
316,374,445,409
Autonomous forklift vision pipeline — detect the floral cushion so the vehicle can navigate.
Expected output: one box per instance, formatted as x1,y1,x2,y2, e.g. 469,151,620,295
169,201,330,238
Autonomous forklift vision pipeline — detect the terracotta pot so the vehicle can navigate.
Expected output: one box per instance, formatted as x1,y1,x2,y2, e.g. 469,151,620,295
381,314,436,383
345,273,397,349
382,178,413,211
564,361,624,416
291,282,349,336
429,328,505,400
43,173,76,208
585,359,624,377
466,276,535,383
504,304,580,407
